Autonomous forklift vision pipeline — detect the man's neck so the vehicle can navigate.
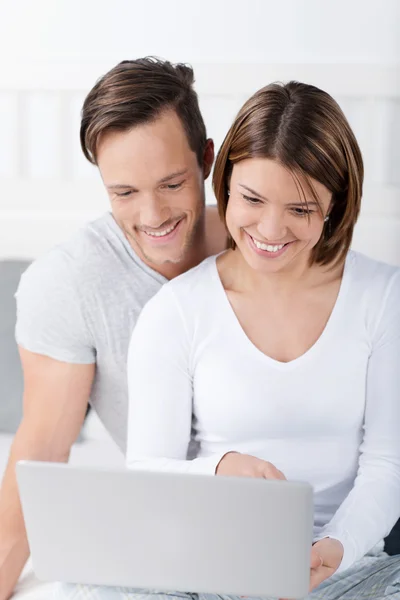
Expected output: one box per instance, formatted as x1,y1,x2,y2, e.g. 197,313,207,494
151,219,208,280
155,205,227,280
116,205,226,281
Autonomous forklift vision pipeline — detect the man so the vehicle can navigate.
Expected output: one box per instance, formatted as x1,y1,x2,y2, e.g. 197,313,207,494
0,57,227,600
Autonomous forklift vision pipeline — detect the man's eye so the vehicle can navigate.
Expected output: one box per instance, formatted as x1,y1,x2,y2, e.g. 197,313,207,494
116,191,133,198
163,182,183,190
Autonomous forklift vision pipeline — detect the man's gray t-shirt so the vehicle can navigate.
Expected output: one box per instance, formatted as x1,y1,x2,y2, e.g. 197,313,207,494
15,212,166,451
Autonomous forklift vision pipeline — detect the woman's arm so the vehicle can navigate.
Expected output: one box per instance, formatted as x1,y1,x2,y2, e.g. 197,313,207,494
126,285,226,475
315,271,400,572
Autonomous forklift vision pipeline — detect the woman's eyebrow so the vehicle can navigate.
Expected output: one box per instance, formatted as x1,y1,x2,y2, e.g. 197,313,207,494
238,183,319,207
238,184,268,200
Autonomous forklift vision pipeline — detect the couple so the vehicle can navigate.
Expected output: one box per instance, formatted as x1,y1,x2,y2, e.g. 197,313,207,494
0,57,398,600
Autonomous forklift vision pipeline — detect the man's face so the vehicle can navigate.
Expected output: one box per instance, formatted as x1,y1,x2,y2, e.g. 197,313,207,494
97,110,214,268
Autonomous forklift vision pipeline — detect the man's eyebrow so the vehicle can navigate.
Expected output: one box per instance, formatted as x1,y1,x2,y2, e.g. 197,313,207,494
107,184,138,191
158,169,188,184
238,183,318,206
106,170,188,191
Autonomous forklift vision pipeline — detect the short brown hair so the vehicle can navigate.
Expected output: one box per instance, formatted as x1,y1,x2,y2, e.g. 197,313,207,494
212,81,364,267
80,57,207,166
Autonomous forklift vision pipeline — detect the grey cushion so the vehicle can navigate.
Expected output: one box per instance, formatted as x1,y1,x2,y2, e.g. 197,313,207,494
0,260,30,433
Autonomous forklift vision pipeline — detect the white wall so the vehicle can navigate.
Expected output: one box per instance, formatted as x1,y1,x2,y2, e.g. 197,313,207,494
1,0,399,64
0,0,399,264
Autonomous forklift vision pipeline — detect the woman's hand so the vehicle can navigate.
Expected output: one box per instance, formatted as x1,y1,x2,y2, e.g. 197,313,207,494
278,539,344,600
309,538,344,590
216,452,286,480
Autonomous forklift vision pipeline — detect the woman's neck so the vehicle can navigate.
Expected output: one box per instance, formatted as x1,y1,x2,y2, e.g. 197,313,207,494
221,248,343,297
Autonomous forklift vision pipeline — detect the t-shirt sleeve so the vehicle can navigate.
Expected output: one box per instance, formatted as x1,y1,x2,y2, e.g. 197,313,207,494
126,284,226,475
314,270,400,572
15,254,95,364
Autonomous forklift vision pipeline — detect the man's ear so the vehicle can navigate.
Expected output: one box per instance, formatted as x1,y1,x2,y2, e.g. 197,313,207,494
203,139,215,180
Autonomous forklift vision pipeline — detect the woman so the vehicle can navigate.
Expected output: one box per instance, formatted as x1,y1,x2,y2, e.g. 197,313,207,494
60,82,400,598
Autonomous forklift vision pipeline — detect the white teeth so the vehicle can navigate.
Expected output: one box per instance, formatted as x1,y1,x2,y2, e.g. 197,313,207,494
145,223,177,237
252,238,285,252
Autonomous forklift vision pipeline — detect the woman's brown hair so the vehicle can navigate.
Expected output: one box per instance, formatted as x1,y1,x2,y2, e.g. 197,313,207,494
212,81,364,266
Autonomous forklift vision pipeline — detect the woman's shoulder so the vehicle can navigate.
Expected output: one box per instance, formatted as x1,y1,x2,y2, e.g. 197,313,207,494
163,255,219,298
141,255,219,317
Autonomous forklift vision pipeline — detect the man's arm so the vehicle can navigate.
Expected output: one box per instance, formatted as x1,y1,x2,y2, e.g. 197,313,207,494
0,348,94,600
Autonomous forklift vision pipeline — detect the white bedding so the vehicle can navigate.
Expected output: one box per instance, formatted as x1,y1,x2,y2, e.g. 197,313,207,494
0,413,125,599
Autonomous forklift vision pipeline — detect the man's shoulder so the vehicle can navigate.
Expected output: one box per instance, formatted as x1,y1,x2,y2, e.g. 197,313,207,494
21,213,124,288
13,217,116,363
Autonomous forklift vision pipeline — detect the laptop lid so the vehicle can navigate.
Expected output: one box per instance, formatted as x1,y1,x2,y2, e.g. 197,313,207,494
17,461,313,598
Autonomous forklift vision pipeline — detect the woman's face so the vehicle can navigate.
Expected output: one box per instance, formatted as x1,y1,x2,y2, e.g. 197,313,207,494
225,158,332,275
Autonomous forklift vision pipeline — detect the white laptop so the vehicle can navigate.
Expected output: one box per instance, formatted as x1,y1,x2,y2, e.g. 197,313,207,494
17,461,313,599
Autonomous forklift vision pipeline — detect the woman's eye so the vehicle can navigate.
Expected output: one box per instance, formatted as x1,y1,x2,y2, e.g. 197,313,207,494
292,207,313,217
242,194,261,205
